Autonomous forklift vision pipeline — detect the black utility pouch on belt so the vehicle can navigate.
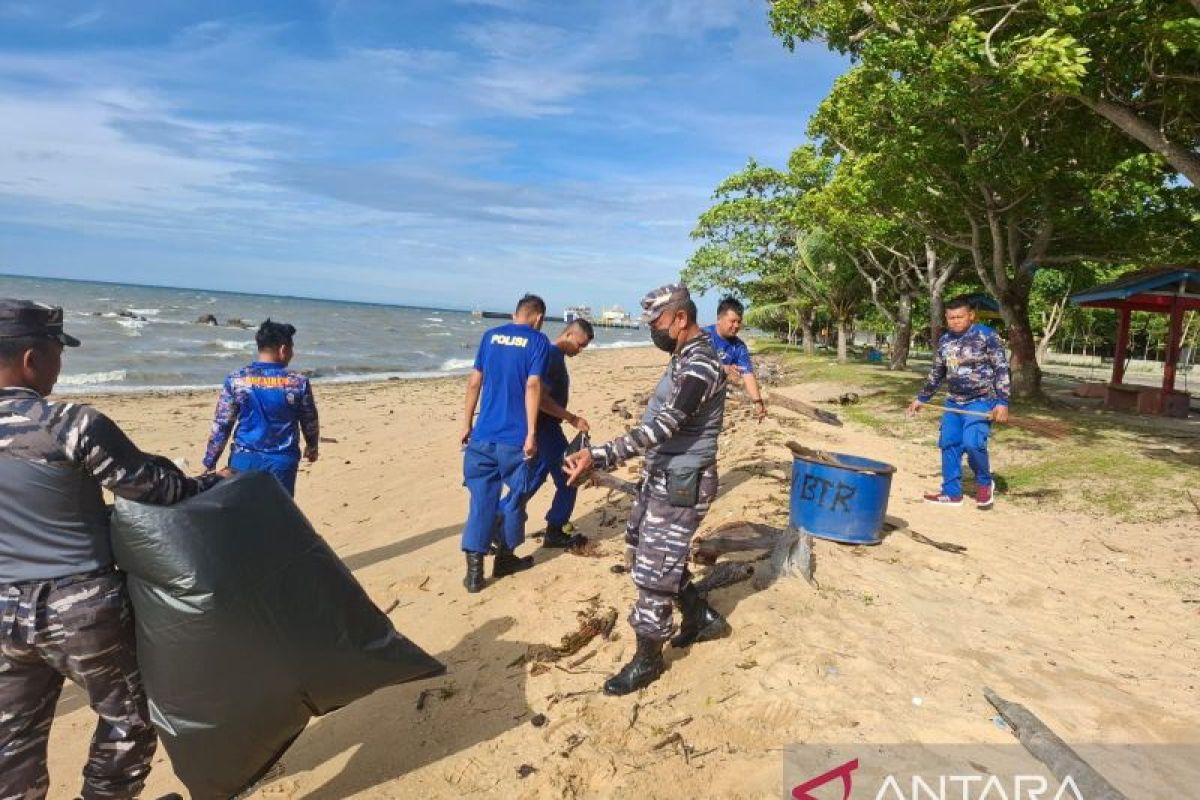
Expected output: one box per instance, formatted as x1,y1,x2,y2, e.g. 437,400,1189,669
666,468,702,508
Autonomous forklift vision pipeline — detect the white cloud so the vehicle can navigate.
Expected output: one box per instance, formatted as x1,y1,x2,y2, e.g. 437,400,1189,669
0,1,841,309
65,7,104,28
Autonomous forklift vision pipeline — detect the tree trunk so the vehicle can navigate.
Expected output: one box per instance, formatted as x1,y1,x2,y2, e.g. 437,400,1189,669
889,292,914,370
836,317,850,364
999,290,1041,399
800,310,816,356
1074,94,1200,186
929,291,946,350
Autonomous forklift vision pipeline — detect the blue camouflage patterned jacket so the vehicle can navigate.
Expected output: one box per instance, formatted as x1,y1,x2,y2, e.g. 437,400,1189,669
203,362,319,470
917,324,1011,406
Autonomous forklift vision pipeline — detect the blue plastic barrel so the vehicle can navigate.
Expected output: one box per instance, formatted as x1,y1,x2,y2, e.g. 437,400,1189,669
789,451,895,545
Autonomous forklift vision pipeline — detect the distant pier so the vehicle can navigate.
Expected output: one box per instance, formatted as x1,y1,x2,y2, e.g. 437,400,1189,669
478,310,640,329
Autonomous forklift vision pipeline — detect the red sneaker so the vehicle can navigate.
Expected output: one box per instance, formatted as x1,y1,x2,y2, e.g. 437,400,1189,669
923,492,963,506
976,483,994,510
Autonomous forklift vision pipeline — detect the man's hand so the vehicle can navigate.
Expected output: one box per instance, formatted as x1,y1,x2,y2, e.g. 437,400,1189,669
906,400,923,418
460,424,472,447
752,399,767,422
215,467,234,479
723,365,743,385
990,405,1010,423
523,434,538,461
304,445,319,463
570,414,590,433
563,448,594,486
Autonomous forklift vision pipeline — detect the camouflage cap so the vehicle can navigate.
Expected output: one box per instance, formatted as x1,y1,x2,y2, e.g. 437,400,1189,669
639,283,691,324
0,299,81,346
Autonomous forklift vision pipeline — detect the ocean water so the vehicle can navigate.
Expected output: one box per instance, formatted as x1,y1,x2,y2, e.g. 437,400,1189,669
0,275,649,393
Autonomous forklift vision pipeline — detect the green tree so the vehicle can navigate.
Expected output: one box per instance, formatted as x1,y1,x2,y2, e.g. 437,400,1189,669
768,3,1199,396
686,147,868,362
770,0,1200,184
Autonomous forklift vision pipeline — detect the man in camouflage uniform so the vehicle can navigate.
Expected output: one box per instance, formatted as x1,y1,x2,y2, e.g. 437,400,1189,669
0,299,221,800
565,285,731,696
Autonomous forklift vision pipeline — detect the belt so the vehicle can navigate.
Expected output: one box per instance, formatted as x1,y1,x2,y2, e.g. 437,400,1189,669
0,564,117,591
0,566,118,644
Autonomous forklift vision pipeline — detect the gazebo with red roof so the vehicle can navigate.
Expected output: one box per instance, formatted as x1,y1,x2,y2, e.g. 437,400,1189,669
1070,267,1200,418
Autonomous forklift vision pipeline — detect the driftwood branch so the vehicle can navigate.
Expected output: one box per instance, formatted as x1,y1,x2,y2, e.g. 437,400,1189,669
908,530,968,554
692,561,756,594
588,471,638,496
984,688,1129,800
770,394,843,426
693,521,788,563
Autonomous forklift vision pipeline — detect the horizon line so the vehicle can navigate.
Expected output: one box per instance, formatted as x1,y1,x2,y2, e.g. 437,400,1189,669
0,271,477,316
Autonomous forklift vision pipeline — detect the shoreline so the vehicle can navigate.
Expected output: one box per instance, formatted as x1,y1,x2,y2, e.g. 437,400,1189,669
51,340,657,398
51,341,656,399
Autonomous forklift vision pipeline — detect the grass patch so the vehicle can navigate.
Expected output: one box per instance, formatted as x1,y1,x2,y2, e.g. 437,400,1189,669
752,342,1199,522
1001,445,1182,521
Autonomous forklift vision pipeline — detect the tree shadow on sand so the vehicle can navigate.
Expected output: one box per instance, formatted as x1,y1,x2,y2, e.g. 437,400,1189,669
276,615,530,799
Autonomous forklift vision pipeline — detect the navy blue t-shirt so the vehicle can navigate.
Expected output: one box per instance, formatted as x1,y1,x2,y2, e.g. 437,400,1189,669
537,344,569,433
705,324,754,374
470,322,550,447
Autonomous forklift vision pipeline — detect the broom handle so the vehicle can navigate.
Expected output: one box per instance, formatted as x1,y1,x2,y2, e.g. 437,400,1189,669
916,401,998,420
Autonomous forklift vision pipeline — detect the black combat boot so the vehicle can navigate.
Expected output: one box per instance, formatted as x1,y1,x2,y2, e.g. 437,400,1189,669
603,635,665,696
542,524,587,548
669,583,730,648
463,552,485,593
492,548,534,578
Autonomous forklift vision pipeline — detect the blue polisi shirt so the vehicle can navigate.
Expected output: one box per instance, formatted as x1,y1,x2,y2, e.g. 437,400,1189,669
470,322,550,447
705,324,754,374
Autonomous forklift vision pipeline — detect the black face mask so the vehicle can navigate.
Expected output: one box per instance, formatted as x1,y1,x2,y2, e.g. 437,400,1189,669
650,322,676,353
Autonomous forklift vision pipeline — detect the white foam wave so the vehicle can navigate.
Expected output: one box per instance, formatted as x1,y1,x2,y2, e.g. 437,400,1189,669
57,369,128,386
590,340,652,350
127,308,160,316
438,358,475,372
214,340,251,351
425,317,444,323
116,318,146,335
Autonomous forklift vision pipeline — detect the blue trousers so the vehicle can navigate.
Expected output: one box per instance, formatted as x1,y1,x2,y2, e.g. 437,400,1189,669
230,451,299,496
501,425,578,533
939,399,995,497
462,440,533,554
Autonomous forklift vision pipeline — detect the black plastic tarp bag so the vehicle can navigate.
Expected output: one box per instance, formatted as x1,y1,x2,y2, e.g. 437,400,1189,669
111,471,445,799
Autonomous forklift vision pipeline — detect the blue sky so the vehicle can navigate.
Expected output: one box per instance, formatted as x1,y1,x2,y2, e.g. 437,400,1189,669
0,0,845,314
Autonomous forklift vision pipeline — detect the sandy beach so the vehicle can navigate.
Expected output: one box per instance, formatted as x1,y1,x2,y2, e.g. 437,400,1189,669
45,345,1200,799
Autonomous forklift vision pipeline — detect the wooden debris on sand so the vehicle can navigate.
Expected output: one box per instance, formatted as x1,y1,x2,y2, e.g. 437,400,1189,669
588,471,638,497
754,527,816,589
523,607,619,665
770,394,843,427
692,520,788,564
690,519,815,588
984,688,1129,800
692,561,755,594
908,529,967,554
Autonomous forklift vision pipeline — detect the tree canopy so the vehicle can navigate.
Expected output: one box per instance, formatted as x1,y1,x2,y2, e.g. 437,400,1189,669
685,0,1199,397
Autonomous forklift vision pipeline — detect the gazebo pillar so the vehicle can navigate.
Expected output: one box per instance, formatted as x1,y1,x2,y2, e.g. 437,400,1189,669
1112,307,1131,385
1161,293,1185,410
